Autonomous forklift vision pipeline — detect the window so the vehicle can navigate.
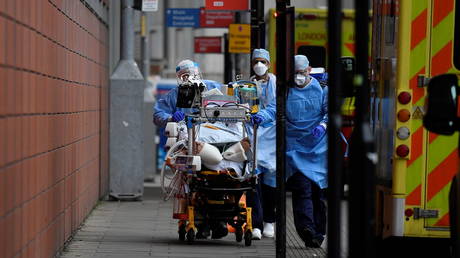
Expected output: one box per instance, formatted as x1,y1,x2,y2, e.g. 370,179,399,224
297,45,327,68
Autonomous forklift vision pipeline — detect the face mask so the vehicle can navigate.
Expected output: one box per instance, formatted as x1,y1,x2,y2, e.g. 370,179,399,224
253,62,268,76
294,74,306,86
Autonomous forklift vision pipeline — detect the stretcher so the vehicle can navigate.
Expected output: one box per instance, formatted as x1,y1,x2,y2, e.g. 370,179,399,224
160,81,259,246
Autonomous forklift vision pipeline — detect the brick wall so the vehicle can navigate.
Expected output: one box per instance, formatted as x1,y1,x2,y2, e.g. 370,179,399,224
0,0,109,257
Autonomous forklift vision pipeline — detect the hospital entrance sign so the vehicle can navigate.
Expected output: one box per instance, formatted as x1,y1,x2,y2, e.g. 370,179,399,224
194,37,222,53
205,0,249,10
166,8,200,27
200,8,234,28
229,24,250,53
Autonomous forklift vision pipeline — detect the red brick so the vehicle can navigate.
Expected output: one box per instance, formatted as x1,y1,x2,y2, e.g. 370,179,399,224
29,74,36,114
23,28,30,72
21,159,30,202
36,76,42,114
21,117,27,159
35,195,43,235
5,69,12,115
30,116,36,156
13,71,20,115
26,239,37,258
0,170,5,217
14,117,22,162
0,0,5,14
12,164,22,208
30,157,38,199
21,204,29,250
5,213,13,257
16,25,23,69
0,17,5,65
23,0,31,27
35,35,41,75
23,73,29,114
5,166,14,213
13,208,22,254
0,119,4,167
0,69,5,116
5,0,15,18
0,216,5,258
6,117,15,164
5,19,14,67
36,0,42,33
16,71,23,115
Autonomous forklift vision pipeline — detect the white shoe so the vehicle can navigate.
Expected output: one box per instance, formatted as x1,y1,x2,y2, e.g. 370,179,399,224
263,223,275,238
252,228,262,240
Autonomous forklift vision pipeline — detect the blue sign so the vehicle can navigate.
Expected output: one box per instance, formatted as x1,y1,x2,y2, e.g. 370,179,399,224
166,8,200,27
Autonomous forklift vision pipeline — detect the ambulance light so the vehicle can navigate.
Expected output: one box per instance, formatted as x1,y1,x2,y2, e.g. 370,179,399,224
405,208,414,217
396,144,410,157
397,109,411,122
273,12,278,18
398,92,411,104
396,127,410,140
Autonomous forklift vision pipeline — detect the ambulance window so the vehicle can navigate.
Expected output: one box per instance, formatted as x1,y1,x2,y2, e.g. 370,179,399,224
297,46,327,68
454,0,460,69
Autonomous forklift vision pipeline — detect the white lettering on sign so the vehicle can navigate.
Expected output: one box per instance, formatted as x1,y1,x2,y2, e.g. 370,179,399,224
213,1,224,7
142,0,158,12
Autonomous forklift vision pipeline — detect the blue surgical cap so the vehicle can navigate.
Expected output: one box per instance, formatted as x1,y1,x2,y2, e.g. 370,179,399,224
252,49,270,62
295,55,310,71
176,59,199,73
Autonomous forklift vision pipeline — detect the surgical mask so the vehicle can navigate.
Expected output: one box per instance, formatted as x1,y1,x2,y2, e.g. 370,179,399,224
253,62,268,76
294,74,307,86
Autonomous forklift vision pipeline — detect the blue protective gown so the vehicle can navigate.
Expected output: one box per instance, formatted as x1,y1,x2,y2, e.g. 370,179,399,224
246,74,277,187
285,78,328,189
257,77,328,188
153,80,222,127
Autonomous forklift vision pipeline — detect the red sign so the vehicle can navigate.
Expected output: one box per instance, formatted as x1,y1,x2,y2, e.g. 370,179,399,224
194,37,222,53
205,0,249,11
200,8,234,28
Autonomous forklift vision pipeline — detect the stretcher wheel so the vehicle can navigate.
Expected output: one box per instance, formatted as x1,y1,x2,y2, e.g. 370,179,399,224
244,230,252,246
178,223,186,241
186,229,195,244
235,227,243,242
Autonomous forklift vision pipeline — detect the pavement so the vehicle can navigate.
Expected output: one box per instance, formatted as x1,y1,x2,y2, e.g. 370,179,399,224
59,183,328,258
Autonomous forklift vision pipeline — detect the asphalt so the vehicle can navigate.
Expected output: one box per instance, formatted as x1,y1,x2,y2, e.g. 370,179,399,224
59,184,328,258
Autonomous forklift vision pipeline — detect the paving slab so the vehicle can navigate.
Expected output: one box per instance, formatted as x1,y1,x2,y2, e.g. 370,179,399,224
59,186,330,258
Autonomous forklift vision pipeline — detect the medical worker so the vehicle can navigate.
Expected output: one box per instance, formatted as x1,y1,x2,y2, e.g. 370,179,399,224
255,55,328,248
247,49,277,239
153,60,226,239
287,55,328,248
153,59,221,127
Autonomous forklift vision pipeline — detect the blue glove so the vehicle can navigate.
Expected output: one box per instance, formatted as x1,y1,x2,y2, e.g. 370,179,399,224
311,72,328,82
251,114,264,125
312,125,326,138
172,111,185,122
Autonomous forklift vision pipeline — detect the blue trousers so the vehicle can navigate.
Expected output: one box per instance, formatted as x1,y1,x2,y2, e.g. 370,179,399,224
246,173,278,230
246,176,263,230
286,172,327,241
261,182,276,223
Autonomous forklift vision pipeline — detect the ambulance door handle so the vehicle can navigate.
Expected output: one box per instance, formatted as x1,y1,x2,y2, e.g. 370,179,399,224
417,75,430,88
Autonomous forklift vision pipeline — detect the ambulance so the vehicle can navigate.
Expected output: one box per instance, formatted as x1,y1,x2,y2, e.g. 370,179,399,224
371,0,459,239
267,8,361,150
267,8,358,71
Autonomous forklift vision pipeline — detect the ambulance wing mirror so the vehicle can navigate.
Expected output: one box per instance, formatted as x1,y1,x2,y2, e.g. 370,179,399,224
423,74,460,135
340,57,355,97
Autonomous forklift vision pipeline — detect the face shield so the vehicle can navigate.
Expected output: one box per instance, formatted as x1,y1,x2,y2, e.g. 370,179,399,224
176,60,203,85
175,60,206,108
